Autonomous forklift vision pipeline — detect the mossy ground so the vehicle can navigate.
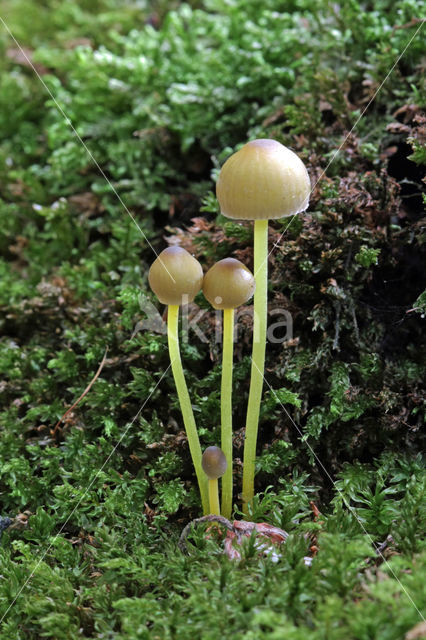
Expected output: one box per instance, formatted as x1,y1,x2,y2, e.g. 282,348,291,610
0,1,425,638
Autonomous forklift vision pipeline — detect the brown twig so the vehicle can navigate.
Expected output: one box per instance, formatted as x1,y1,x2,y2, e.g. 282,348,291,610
52,347,108,435
392,18,425,31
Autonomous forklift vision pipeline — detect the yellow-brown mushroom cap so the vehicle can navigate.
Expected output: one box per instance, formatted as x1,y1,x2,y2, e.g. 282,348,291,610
202,446,228,479
148,246,203,305
202,258,255,310
216,139,310,220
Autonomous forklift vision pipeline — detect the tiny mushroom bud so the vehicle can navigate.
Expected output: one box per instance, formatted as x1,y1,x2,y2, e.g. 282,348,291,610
202,446,228,480
202,446,228,516
202,258,255,310
148,246,203,305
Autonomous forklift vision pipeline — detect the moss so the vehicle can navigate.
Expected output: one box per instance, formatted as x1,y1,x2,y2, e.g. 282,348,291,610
0,0,424,637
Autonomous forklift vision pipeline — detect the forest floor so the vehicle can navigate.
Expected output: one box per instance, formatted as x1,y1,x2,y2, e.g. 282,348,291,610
0,1,425,638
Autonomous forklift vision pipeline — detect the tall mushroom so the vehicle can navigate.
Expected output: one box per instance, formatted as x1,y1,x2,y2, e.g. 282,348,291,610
202,258,255,519
148,246,209,513
216,139,310,514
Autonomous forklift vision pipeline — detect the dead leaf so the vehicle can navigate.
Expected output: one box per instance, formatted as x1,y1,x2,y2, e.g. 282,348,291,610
6,47,48,74
405,621,426,640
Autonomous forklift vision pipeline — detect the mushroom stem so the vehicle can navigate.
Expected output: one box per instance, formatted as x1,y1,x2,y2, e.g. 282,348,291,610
208,478,221,515
242,219,268,514
167,304,209,514
221,307,234,519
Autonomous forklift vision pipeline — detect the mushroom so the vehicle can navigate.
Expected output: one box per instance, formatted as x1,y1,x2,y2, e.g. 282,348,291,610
202,258,255,519
148,246,209,513
216,139,310,514
202,446,228,515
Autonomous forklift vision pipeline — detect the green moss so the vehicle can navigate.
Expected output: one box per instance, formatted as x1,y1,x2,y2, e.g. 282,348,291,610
0,0,424,637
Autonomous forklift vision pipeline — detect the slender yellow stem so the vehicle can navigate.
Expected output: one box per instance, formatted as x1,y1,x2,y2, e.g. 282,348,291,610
167,304,209,514
221,307,234,519
242,219,268,514
208,478,220,515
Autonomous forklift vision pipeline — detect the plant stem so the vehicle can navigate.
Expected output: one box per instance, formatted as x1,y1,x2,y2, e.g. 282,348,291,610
208,478,220,515
242,219,268,515
167,304,209,514
221,307,234,519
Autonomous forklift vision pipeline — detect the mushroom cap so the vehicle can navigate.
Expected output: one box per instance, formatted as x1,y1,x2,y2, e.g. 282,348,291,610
202,258,255,310
216,139,310,220
148,246,203,305
202,446,228,479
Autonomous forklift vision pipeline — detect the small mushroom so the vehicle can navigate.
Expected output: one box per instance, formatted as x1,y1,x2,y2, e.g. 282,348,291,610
202,258,255,311
216,139,310,514
202,258,255,519
148,247,208,514
202,446,228,515
148,246,203,306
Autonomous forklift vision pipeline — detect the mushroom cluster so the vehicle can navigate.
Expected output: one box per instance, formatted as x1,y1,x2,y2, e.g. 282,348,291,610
147,138,310,518
149,248,254,516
